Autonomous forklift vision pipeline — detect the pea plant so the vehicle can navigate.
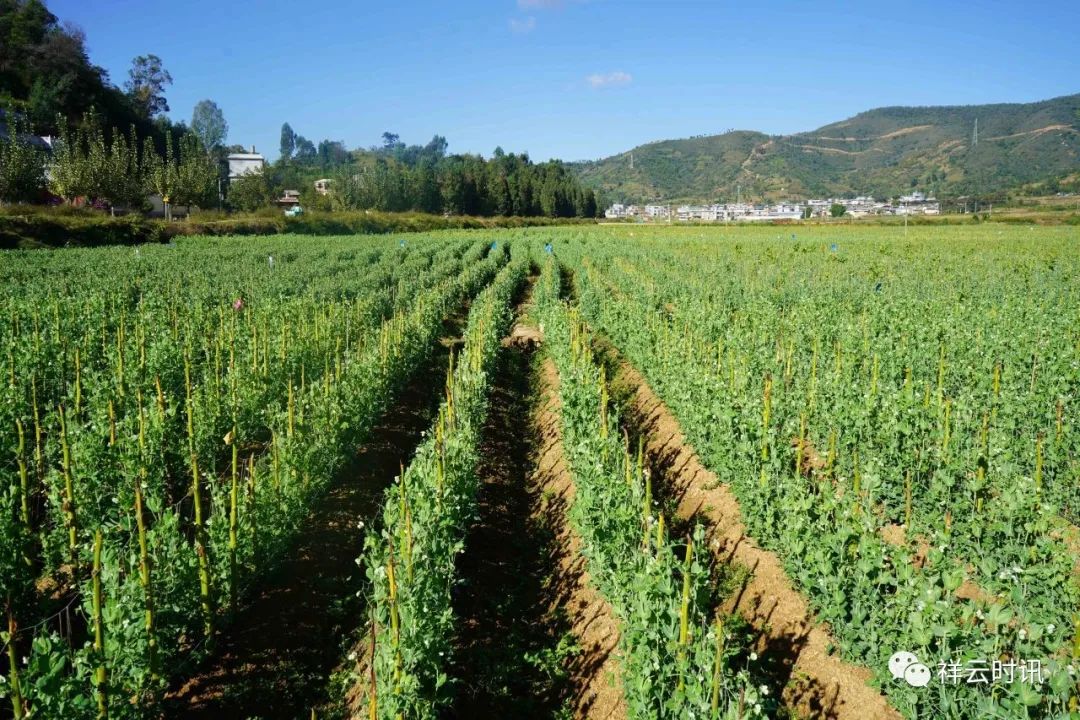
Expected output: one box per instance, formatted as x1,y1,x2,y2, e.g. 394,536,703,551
533,254,773,719
358,245,527,719
551,225,1080,719
0,234,507,718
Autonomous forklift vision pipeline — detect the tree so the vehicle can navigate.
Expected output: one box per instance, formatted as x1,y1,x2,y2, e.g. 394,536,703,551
829,203,846,218
0,109,46,204
423,135,448,160
145,131,177,219
279,122,296,160
381,131,400,150
172,133,217,210
125,54,172,118
227,170,273,212
97,126,146,213
294,135,316,162
191,100,227,152
49,116,90,203
317,139,349,168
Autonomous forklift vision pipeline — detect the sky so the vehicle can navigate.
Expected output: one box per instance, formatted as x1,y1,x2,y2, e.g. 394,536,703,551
48,0,1080,163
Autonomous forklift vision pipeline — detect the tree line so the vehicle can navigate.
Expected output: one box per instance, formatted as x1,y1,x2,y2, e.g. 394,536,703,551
229,125,604,218
1,108,218,218
2,1,604,219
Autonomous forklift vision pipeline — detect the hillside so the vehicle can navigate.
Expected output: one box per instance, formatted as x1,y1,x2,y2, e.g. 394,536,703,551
571,94,1080,203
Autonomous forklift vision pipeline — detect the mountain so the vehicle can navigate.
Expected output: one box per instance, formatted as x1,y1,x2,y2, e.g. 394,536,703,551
570,94,1080,203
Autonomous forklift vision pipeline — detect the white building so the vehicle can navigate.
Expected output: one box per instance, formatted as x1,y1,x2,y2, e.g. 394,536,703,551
895,192,940,215
644,204,671,219
227,146,266,181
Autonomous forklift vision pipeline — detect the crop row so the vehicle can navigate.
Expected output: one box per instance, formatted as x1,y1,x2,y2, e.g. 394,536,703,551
0,234,505,718
357,242,528,719
532,254,773,719
549,230,1080,719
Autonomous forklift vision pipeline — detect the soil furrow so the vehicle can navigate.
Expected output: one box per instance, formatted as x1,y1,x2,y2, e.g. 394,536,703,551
162,310,468,720
443,281,572,718
533,355,627,720
592,336,901,720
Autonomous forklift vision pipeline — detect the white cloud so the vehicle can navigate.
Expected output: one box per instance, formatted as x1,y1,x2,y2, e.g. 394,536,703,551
586,71,632,89
509,15,537,33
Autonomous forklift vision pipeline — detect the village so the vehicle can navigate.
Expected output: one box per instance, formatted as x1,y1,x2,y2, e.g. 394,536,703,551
605,192,941,221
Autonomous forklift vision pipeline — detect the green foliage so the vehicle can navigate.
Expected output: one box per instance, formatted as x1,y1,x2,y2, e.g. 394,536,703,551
0,232,504,716
124,54,172,119
144,131,217,216
328,145,592,218
829,202,846,217
573,94,1080,203
0,206,595,248
559,224,1080,719
362,246,526,718
190,99,227,151
533,257,773,718
279,122,295,160
226,171,273,212
0,109,46,203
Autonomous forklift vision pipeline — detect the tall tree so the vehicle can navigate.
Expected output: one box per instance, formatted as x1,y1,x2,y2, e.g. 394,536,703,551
381,131,400,150
172,133,217,209
190,99,227,152
294,135,316,162
279,122,295,160
0,108,46,203
125,54,172,119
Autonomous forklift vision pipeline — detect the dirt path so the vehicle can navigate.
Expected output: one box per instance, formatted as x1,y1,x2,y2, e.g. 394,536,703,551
163,312,467,720
443,280,573,718
593,337,901,720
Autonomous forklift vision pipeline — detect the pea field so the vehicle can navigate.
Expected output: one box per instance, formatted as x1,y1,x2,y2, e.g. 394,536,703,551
1,225,1078,720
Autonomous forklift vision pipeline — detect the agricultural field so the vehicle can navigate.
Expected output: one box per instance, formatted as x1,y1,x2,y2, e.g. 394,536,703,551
0,224,1078,720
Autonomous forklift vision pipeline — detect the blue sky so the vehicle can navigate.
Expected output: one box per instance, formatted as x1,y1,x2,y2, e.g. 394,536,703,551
49,0,1080,162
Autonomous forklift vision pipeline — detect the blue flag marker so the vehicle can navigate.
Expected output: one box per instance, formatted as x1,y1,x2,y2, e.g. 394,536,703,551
874,281,883,293
491,241,498,250
791,233,796,240
830,243,839,252
400,239,406,248
544,243,553,254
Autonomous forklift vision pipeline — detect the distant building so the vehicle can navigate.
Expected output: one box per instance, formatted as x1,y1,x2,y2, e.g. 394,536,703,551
644,204,671,219
314,178,332,195
895,191,940,215
227,146,266,181
276,190,301,208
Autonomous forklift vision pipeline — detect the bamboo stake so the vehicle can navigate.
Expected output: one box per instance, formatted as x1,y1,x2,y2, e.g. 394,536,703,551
92,530,108,719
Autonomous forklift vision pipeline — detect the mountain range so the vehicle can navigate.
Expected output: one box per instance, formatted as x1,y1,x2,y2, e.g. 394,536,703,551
569,93,1080,203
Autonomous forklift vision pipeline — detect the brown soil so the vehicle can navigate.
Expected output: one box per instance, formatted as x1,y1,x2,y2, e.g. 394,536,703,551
597,339,900,720
878,525,995,604
442,277,574,718
878,524,930,568
162,312,467,720
533,357,627,720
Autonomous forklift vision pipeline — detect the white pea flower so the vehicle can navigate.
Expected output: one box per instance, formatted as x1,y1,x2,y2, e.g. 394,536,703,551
760,684,769,696
1047,624,1056,634
749,652,758,661
348,651,357,661
1018,629,1027,641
